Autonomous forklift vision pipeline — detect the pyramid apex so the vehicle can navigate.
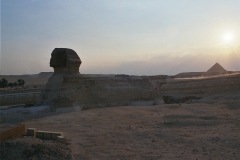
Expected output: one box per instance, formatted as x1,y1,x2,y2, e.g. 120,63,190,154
207,63,227,73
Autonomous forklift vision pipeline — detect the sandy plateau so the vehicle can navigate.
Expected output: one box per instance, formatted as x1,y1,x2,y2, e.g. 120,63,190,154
1,90,240,160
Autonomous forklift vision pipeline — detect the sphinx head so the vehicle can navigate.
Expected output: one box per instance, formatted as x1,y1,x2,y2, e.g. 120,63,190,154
50,48,81,74
50,48,67,68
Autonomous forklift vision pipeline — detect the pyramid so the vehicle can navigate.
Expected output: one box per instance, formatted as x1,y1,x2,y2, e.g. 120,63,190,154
207,63,227,73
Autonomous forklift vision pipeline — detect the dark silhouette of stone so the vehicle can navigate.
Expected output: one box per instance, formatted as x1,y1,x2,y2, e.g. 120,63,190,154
50,48,82,74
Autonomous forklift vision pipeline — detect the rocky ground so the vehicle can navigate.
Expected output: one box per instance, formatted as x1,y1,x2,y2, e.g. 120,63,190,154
0,91,240,159
0,136,72,160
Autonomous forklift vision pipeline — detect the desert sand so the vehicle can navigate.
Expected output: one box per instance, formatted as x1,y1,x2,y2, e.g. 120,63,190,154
1,90,240,160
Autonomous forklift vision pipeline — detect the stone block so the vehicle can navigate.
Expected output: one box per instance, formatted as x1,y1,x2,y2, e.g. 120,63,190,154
43,131,52,139
51,132,63,140
57,136,66,144
27,128,37,137
0,124,25,142
36,131,45,139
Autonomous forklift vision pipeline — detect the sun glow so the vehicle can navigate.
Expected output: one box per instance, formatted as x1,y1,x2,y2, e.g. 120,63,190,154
222,32,234,44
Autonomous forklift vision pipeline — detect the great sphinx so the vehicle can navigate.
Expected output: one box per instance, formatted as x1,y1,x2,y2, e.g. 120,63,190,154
35,48,162,110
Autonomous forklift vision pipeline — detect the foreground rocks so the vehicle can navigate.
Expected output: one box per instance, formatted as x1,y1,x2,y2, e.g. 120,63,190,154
0,137,72,160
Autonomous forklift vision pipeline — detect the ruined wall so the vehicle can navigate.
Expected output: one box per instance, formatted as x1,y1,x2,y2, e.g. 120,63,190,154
0,92,40,106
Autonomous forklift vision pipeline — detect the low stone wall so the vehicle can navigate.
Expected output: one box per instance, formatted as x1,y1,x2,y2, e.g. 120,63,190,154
0,92,40,106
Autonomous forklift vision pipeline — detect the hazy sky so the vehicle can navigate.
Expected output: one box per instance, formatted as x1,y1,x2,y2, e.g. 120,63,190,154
1,0,240,75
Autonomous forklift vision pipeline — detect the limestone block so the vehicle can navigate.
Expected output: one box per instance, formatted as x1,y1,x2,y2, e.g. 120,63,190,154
43,131,52,139
36,131,45,139
57,136,66,144
0,124,25,142
51,132,63,140
27,128,37,137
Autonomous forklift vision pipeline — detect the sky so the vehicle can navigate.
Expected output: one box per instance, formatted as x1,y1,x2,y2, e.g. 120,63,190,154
1,0,240,75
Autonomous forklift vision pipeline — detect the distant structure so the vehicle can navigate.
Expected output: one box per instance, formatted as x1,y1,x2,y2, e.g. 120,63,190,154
174,63,229,78
162,65,240,95
50,48,82,75
207,63,227,74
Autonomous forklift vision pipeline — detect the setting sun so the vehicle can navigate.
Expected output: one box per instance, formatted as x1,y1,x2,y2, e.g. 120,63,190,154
223,32,234,44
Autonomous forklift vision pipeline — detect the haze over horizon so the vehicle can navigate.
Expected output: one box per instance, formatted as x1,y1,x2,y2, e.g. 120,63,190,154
1,0,240,75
